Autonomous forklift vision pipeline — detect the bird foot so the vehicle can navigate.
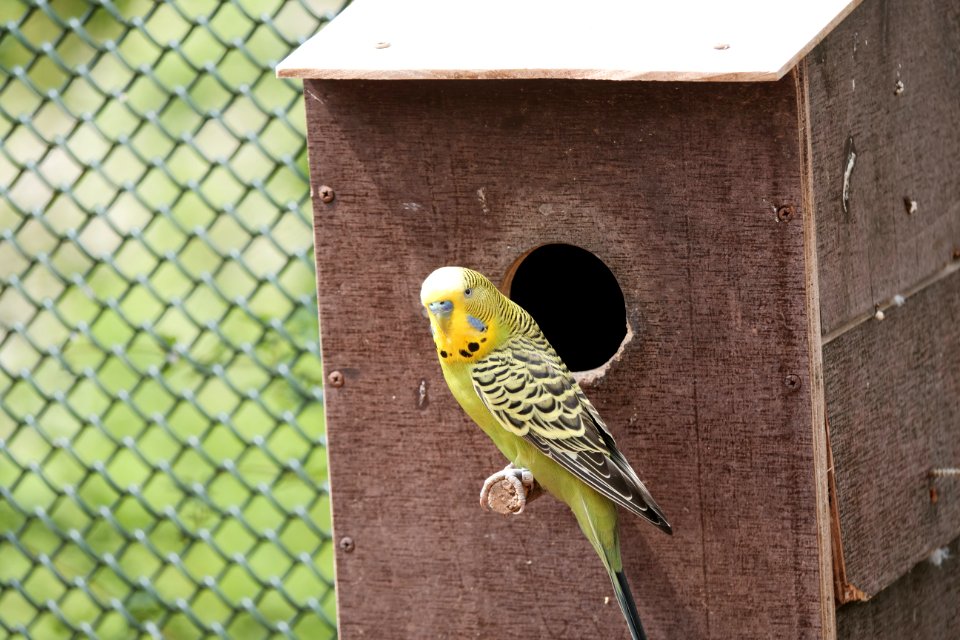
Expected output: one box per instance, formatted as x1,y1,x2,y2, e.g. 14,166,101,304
480,463,536,515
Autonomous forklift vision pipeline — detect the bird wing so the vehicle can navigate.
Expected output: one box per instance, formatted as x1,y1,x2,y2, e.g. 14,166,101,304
470,334,671,533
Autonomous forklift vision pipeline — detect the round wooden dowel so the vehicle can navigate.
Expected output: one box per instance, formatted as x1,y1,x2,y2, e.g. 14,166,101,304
483,474,545,515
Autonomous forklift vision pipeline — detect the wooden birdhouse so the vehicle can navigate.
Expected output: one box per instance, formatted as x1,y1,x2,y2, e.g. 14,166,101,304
277,0,960,637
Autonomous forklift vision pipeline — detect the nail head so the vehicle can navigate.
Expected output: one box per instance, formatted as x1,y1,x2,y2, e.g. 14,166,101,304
776,204,796,223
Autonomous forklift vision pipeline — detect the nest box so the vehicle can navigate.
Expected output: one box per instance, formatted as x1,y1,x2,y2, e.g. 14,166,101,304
278,0,960,637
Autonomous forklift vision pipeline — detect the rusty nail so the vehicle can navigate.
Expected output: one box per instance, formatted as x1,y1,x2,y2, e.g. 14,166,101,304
319,185,335,204
784,374,801,391
930,487,939,505
776,204,796,223
339,537,355,553
328,370,344,387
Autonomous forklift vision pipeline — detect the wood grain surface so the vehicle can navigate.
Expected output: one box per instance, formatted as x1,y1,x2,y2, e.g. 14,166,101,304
837,535,960,640
824,267,960,598
304,77,828,638
807,0,960,337
796,58,838,631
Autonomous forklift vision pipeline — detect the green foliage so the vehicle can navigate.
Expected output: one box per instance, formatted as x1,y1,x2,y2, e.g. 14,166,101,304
0,0,343,637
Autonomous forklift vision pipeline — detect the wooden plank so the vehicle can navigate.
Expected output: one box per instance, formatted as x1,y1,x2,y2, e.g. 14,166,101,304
825,415,870,604
807,0,960,336
824,267,960,597
277,0,862,82
796,58,838,635
837,536,960,639
304,77,829,638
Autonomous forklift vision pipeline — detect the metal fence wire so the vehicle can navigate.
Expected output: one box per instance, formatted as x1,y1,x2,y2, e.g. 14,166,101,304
0,1,345,637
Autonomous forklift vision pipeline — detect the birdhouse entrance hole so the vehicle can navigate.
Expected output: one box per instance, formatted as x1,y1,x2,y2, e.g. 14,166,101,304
505,244,628,374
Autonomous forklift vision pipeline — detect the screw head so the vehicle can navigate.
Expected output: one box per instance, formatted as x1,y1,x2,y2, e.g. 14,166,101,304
776,205,796,223
339,537,355,553
319,185,335,204
784,374,801,391
328,370,344,387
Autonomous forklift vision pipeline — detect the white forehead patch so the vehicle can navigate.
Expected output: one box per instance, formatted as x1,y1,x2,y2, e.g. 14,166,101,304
420,266,465,304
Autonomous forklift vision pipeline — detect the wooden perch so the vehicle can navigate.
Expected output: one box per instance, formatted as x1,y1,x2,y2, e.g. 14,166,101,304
482,471,545,515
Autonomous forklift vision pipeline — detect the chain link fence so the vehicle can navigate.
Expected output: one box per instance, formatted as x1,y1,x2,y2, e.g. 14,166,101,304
0,1,344,637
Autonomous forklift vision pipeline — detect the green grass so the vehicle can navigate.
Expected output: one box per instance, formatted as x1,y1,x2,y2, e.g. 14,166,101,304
0,0,343,636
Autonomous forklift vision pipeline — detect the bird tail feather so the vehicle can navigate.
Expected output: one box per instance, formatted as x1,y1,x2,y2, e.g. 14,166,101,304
610,568,647,640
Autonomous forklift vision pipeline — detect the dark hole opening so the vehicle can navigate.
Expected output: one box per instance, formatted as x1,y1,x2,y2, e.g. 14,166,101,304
507,244,627,372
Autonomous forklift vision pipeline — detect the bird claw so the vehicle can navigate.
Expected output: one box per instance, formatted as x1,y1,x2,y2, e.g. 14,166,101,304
480,463,536,514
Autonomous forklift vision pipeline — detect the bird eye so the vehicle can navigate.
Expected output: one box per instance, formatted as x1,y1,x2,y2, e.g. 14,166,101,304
464,288,473,297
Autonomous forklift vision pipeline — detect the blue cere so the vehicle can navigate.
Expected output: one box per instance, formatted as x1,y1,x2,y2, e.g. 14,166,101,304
428,300,454,316
467,314,487,332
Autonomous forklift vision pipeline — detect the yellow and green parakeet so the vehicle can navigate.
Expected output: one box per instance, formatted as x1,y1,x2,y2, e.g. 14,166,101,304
420,266,671,640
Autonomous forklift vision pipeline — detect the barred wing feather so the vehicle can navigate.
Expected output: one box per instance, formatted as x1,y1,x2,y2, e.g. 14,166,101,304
470,336,671,534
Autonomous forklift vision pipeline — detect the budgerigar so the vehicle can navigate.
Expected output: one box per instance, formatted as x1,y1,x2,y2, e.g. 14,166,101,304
420,266,671,640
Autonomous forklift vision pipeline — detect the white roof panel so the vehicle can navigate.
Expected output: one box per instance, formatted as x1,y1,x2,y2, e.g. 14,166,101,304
277,0,862,81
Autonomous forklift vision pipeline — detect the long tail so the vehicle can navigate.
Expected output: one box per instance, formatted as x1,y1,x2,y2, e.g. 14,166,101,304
570,490,649,640
609,567,647,640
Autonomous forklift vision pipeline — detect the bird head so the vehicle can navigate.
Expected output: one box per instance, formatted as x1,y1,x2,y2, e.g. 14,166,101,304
421,266,499,362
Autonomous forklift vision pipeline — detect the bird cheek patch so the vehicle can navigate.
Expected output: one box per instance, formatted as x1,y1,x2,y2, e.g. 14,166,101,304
467,314,487,332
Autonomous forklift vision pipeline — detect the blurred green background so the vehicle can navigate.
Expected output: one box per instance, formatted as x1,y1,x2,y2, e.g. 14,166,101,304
0,1,344,637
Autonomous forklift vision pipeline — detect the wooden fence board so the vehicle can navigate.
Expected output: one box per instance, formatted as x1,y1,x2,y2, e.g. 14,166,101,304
837,536,960,639
824,268,960,597
807,0,960,337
